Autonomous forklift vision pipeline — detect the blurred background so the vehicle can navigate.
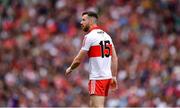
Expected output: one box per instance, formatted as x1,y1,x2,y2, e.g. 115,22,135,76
0,0,180,107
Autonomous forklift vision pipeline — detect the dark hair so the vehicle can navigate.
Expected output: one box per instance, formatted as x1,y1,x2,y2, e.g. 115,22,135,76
82,11,98,19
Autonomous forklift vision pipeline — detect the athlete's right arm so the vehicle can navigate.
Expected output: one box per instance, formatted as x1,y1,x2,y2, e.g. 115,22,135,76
110,46,118,90
65,50,87,77
111,46,118,77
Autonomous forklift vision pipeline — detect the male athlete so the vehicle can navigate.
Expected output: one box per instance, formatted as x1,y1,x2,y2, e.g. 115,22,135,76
65,11,118,107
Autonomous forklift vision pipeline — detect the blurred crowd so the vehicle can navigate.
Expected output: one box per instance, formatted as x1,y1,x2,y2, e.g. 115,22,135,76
0,0,180,107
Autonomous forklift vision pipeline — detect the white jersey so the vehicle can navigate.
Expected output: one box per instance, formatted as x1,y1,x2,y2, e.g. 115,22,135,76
81,27,114,80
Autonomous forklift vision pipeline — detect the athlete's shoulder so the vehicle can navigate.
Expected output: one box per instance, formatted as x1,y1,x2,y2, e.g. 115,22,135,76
88,29,104,36
85,29,98,38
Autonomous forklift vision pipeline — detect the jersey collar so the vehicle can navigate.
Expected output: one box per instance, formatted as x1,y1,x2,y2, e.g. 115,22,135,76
89,26,101,33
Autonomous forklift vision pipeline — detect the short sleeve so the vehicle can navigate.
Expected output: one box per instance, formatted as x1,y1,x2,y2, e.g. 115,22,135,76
108,36,114,48
111,39,115,48
81,36,92,51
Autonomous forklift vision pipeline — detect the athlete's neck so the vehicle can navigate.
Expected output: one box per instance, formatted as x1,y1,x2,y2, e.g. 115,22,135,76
89,25,99,32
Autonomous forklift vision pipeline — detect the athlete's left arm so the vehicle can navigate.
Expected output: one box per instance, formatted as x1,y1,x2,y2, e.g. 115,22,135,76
65,50,87,76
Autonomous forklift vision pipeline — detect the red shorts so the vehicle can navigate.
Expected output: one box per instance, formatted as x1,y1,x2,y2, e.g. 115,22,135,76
88,79,111,96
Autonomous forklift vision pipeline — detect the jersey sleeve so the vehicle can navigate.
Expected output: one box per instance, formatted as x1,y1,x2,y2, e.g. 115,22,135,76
111,39,115,48
81,35,92,51
109,36,115,48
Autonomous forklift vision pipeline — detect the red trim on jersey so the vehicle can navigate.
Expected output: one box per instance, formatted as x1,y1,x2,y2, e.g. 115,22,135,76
88,26,101,33
88,45,112,57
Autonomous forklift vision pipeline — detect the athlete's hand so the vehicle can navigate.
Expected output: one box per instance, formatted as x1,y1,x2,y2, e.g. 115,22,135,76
65,67,72,77
110,77,117,90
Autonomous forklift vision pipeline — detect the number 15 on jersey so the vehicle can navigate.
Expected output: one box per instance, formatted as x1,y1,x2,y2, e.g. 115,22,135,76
99,40,112,58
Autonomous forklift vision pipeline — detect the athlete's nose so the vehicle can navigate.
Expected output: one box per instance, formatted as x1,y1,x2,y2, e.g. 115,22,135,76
80,21,83,25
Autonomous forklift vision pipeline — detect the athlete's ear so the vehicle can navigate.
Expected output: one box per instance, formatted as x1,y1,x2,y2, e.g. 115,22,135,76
89,17,94,25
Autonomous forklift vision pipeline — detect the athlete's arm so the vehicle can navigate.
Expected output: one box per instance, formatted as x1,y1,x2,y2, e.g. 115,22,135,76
111,46,118,77
110,46,118,90
65,50,87,76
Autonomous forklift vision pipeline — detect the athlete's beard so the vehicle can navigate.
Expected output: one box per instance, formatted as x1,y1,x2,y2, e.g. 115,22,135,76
82,24,90,32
